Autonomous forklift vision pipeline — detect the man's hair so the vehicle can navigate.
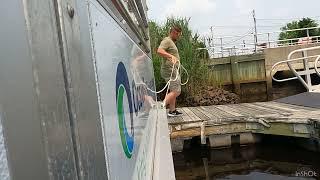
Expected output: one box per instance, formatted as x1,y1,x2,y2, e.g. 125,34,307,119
170,25,182,33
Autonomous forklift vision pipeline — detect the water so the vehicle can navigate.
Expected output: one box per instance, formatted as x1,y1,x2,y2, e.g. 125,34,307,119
173,135,320,180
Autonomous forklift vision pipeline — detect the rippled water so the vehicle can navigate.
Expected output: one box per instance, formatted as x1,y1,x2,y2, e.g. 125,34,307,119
173,135,320,180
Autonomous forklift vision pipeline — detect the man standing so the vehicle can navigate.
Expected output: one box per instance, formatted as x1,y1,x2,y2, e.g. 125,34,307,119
157,26,183,117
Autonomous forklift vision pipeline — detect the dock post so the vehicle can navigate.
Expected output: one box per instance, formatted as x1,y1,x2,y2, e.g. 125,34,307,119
200,122,206,145
170,138,185,152
209,135,232,148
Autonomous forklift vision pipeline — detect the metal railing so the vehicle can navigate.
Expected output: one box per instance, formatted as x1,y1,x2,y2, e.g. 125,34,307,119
127,0,149,40
202,26,320,58
101,0,150,53
271,46,320,92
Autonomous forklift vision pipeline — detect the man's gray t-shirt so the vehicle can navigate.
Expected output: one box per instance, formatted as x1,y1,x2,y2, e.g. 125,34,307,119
158,36,181,92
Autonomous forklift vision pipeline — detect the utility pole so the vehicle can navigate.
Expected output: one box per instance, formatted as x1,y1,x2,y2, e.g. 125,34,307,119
242,40,246,54
220,38,223,57
210,26,215,57
210,26,214,40
252,9,258,53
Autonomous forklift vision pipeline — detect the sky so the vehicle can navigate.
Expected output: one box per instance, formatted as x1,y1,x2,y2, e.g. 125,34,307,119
147,0,320,52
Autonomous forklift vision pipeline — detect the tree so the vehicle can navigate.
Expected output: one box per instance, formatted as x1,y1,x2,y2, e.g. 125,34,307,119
279,18,320,43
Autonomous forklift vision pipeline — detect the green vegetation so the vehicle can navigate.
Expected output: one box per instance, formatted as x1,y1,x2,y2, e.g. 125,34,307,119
149,17,214,103
279,18,320,43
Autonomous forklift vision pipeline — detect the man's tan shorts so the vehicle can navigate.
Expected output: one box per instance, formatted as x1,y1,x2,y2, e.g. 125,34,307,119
161,66,181,93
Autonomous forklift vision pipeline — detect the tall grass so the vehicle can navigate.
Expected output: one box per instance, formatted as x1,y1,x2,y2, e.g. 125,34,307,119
149,17,215,103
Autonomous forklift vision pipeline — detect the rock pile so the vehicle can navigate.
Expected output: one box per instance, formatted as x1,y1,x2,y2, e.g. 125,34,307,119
184,86,240,106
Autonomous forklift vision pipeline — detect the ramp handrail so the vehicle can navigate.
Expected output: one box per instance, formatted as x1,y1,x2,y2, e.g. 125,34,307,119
287,46,320,58
315,56,320,77
271,55,320,82
271,46,320,92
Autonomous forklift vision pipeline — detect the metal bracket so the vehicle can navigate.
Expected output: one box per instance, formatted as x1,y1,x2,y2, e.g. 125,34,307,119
174,125,181,131
246,123,263,130
293,124,311,134
246,117,270,130
311,120,320,138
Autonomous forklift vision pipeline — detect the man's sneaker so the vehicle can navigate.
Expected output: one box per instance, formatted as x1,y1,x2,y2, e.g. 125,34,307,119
168,110,183,117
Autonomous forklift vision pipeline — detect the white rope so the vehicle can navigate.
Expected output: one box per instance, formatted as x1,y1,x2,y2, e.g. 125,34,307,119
134,60,189,95
132,59,189,108
180,63,189,86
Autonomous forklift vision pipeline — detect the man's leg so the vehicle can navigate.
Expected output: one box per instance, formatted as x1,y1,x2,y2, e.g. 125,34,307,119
169,91,180,111
166,74,181,110
164,91,176,110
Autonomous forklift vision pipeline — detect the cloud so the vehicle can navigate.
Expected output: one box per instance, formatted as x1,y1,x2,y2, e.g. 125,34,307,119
235,0,257,14
151,0,217,34
148,0,320,40
163,0,217,19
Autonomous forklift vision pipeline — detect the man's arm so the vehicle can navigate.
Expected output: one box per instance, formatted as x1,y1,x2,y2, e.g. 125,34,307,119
157,48,178,64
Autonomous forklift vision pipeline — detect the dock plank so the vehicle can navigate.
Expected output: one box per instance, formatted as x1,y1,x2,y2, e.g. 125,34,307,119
188,107,210,121
195,107,219,119
226,104,269,116
203,106,236,118
182,107,201,121
241,103,287,115
215,105,244,117
225,105,253,116
178,108,193,122
253,102,298,112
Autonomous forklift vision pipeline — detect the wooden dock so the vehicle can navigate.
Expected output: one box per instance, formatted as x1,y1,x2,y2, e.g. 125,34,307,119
168,96,320,151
